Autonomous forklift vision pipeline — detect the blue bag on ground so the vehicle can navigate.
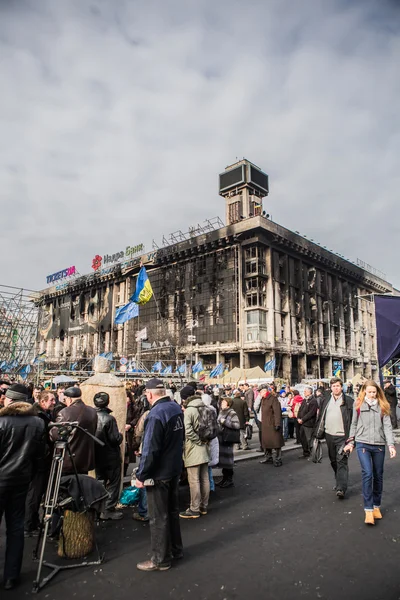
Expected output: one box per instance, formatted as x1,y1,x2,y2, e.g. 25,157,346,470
119,486,140,506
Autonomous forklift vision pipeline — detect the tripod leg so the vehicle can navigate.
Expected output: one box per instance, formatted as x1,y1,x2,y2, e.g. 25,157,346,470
33,445,66,591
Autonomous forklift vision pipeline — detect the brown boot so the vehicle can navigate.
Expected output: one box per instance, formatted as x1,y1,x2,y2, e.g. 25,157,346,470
373,507,382,520
364,510,375,525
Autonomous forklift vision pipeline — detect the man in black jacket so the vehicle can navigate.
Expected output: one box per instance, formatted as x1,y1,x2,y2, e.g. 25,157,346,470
50,387,97,474
25,390,56,535
135,378,184,572
384,379,398,430
0,384,45,590
297,387,318,458
315,377,354,499
94,392,123,520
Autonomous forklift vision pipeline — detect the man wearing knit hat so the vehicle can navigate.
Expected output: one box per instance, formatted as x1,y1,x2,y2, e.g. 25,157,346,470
0,384,46,590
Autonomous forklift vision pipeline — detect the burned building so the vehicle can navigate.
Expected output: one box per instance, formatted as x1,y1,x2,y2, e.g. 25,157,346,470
37,159,394,383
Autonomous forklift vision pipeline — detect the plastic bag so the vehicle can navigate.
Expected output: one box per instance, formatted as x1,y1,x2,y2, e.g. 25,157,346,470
119,486,140,506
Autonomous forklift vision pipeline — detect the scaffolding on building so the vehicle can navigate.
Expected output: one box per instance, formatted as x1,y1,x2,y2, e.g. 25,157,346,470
0,284,42,376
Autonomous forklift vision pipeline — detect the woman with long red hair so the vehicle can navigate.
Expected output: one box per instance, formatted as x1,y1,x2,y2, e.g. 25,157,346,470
344,380,396,525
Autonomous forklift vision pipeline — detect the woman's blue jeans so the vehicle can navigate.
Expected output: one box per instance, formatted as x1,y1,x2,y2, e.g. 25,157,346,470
356,442,385,510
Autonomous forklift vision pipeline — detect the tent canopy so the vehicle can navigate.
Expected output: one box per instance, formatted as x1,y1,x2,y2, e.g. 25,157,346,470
53,375,78,385
207,366,267,385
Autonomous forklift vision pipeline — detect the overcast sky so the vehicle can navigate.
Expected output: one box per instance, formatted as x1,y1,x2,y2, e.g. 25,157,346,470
0,0,399,291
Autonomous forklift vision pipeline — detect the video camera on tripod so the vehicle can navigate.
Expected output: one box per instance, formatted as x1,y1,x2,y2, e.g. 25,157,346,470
32,421,106,593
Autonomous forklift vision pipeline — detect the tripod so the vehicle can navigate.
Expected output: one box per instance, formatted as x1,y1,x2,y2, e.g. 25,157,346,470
32,422,106,593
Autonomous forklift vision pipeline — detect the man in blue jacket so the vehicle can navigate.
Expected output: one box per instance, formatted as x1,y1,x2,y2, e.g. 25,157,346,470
135,378,184,572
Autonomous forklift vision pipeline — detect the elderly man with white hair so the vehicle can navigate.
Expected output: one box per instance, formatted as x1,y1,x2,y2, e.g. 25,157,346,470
297,386,318,459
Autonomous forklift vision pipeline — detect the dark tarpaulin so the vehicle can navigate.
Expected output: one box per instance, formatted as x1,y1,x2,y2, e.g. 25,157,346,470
375,295,400,367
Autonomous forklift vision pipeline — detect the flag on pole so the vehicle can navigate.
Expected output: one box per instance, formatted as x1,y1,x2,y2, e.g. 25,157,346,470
19,365,31,380
99,352,114,360
209,363,224,378
177,363,186,374
115,301,139,325
264,359,276,373
162,365,172,374
135,327,148,341
130,266,153,305
151,361,162,372
192,361,203,374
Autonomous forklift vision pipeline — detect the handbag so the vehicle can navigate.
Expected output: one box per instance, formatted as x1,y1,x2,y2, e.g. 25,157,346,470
221,426,240,445
244,423,253,440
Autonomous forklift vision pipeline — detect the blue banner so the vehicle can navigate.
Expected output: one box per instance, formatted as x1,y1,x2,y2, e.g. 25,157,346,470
209,363,224,377
192,361,203,373
115,301,139,325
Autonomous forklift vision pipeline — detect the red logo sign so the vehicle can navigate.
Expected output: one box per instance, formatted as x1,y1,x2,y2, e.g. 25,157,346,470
92,255,102,271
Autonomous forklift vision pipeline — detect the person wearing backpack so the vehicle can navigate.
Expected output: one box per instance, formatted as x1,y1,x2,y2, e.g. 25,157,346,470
180,391,212,519
343,380,396,525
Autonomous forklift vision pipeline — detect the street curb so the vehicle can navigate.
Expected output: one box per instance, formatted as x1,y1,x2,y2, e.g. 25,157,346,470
234,441,307,463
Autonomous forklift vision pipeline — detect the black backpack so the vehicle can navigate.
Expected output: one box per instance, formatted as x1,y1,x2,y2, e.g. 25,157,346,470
196,405,218,442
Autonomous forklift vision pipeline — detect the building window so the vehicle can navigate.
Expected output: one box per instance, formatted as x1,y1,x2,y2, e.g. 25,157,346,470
228,201,242,223
246,310,267,326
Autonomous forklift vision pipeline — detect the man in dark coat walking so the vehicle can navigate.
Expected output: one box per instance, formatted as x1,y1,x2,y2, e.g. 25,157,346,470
384,379,398,430
232,391,250,450
259,387,284,467
0,384,45,590
50,387,97,474
94,392,123,520
297,387,318,458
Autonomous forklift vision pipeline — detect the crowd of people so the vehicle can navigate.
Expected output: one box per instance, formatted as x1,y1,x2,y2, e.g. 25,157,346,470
0,374,398,588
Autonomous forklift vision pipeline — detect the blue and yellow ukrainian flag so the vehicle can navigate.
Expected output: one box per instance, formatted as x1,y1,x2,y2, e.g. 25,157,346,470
130,266,153,305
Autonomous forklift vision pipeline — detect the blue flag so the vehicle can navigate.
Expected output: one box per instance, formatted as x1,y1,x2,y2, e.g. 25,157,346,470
209,363,224,378
192,361,203,374
151,361,162,372
115,301,139,325
177,363,186,374
19,364,31,380
264,359,276,372
162,365,172,374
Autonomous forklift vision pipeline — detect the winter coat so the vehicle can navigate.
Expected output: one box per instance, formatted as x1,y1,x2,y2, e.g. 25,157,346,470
231,396,250,429
315,393,354,440
134,409,150,454
51,399,98,474
348,401,394,447
244,388,255,411
297,395,318,428
384,384,398,410
126,397,145,457
0,401,46,488
183,396,210,467
136,396,184,482
32,406,54,471
261,393,285,449
217,407,240,470
288,395,303,418
95,407,123,468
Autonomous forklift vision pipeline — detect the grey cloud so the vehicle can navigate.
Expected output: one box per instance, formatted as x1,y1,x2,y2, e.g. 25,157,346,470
0,0,399,290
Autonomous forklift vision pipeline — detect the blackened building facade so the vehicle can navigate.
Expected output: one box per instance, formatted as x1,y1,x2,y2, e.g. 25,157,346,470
37,160,393,383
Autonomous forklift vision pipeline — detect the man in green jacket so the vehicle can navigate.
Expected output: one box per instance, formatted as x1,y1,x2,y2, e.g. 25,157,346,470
179,388,210,519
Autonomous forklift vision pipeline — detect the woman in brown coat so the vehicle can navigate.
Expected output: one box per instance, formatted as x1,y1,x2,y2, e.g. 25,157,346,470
259,386,284,467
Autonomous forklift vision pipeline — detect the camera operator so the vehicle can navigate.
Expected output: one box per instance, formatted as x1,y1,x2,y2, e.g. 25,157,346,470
24,390,56,536
0,384,46,591
50,387,97,474
93,392,123,520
